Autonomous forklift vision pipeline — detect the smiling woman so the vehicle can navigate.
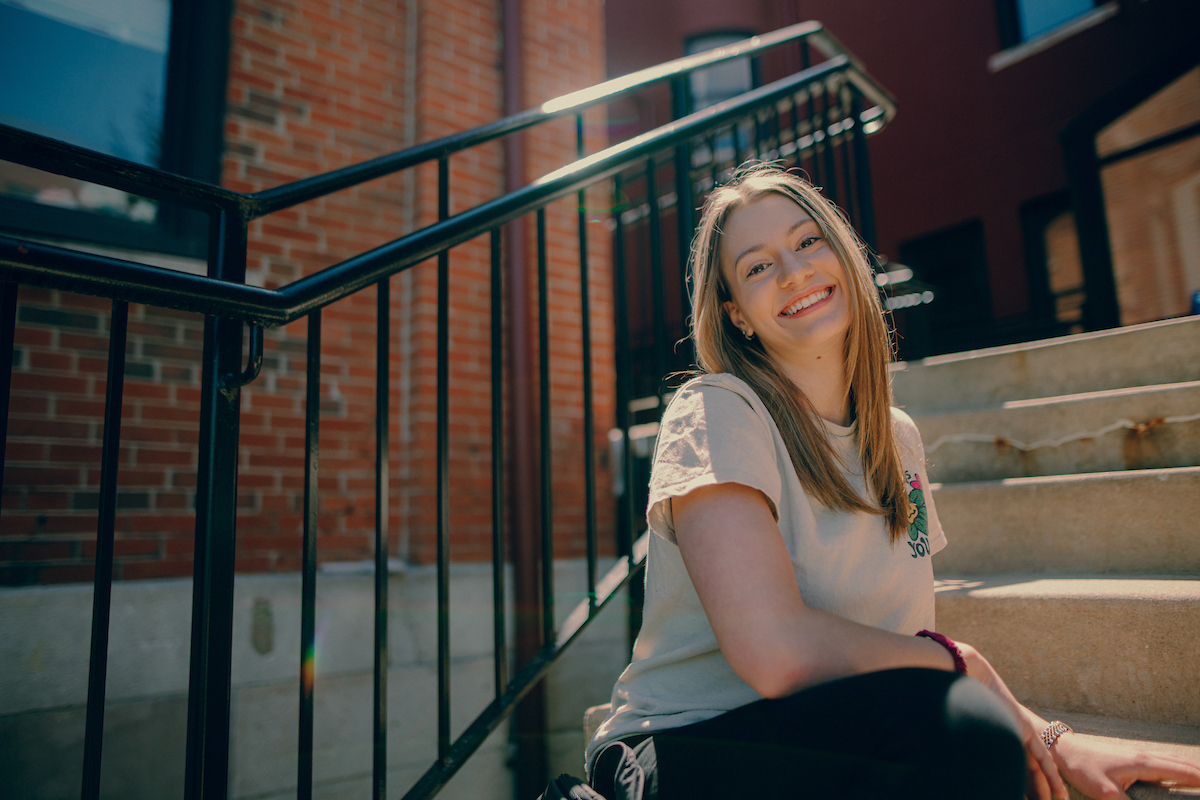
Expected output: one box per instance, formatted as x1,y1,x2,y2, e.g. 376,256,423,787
582,164,1200,800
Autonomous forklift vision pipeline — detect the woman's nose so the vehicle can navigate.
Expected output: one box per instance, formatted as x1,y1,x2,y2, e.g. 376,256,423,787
777,251,814,285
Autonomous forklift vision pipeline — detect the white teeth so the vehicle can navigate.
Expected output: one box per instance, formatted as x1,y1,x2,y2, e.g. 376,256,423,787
782,288,831,316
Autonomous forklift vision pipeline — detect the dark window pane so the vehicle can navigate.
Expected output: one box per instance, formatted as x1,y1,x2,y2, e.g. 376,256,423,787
0,0,170,223
1016,0,1094,41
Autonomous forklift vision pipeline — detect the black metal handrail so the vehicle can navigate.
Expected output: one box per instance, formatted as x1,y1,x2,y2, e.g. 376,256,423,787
2,57,858,323
0,23,894,800
0,21,892,225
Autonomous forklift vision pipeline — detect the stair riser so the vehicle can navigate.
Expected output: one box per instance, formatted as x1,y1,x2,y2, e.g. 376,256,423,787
913,383,1200,482
931,469,1200,575
936,591,1200,726
892,316,1200,414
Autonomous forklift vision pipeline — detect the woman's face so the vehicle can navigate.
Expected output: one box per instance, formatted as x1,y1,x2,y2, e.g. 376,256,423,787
719,193,852,365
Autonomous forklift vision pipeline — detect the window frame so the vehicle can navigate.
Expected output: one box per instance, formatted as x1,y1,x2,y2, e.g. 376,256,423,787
0,0,234,259
684,30,760,115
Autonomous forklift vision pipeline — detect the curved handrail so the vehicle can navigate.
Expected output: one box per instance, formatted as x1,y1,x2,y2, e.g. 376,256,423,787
0,21,892,221
1,57,859,325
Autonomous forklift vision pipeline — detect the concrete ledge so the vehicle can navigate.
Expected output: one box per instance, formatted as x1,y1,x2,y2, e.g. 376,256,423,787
912,381,1200,482
0,560,633,800
931,467,1200,575
935,575,1200,726
892,316,1200,414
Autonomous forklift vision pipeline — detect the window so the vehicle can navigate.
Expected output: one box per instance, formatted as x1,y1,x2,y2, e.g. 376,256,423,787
0,0,232,258
995,0,1104,49
686,32,755,113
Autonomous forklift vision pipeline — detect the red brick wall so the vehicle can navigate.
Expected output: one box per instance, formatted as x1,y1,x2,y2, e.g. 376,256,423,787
0,0,612,584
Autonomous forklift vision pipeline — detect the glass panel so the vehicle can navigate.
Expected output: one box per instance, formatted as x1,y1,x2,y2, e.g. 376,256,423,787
1016,0,1094,41
687,33,752,112
0,0,171,222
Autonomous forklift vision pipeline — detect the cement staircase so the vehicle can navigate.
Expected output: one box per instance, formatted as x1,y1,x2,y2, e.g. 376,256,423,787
892,315,1200,799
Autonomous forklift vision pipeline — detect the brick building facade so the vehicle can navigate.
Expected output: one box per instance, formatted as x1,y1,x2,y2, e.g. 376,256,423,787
0,0,613,584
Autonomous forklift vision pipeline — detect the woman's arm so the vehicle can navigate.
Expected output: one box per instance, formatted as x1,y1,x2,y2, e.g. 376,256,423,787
672,481,956,696
673,481,1070,800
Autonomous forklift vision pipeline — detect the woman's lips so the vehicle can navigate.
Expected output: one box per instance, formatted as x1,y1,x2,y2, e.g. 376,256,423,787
780,286,833,317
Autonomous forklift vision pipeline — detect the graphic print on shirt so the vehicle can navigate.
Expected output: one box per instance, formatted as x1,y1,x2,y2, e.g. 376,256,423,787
904,470,931,558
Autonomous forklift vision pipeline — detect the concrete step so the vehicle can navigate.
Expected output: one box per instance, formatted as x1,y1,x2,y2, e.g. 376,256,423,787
931,467,1200,576
912,381,1200,482
934,575,1200,727
892,315,1200,415
1032,712,1200,799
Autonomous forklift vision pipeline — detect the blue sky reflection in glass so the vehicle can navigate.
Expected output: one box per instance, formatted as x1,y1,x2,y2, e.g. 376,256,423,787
0,0,171,166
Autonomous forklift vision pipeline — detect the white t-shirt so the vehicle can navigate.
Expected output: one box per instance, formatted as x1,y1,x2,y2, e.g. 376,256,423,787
586,372,945,772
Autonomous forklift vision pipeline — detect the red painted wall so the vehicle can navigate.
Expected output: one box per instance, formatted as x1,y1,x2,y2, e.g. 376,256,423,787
605,0,1199,322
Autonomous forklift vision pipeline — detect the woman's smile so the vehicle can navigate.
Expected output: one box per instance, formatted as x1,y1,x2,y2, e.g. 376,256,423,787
780,286,834,317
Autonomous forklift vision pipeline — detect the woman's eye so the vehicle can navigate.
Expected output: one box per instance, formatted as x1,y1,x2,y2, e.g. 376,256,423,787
747,262,768,276
797,235,821,250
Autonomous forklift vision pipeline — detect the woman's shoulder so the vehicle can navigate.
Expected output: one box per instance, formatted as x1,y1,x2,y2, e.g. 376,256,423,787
657,372,774,440
889,406,926,457
664,373,766,421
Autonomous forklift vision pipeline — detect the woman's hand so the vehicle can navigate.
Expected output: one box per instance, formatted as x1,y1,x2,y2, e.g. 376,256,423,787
1051,732,1200,800
956,643,1070,800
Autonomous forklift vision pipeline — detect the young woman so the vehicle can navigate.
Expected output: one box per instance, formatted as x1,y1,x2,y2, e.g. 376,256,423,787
584,165,1200,800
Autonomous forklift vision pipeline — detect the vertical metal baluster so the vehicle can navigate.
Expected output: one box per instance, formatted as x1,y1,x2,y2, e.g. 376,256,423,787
490,228,508,697
850,93,878,251
436,156,452,762
373,280,389,800
800,37,811,70
645,159,669,395
805,83,822,188
298,310,320,800
576,116,598,611
611,176,633,567
752,110,763,161
80,299,128,800
821,80,839,206
789,92,802,170
672,75,700,371
707,132,718,190
611,175,640,657
0,282,17,503
838,83,857,232
185,207,247,800
536,208,554,647
772,102,783,161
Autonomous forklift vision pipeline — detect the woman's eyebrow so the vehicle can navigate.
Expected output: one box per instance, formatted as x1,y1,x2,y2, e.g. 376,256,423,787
732,218,817,271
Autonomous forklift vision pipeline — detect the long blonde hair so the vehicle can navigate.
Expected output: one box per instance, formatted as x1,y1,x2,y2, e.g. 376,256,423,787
689,164,912,541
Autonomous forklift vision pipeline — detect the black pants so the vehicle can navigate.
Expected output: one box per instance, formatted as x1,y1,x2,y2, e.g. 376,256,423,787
594,668,1026,800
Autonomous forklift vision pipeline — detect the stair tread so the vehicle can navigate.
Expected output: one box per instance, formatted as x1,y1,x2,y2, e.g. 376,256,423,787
1002,379,1200,408
930,464,1200,490
895,316,1200,369
935,574,1200,601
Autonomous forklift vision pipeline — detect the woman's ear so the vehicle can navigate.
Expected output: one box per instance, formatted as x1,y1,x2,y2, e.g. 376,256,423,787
723,300,749,337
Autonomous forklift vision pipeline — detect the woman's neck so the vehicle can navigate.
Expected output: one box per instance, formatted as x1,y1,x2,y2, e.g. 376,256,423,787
773,344,852,427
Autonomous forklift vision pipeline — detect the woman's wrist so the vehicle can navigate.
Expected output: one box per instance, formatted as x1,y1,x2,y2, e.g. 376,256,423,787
916,630,968,674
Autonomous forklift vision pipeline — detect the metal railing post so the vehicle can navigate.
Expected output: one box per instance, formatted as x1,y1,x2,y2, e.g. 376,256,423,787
373,281,390,800
185,207,249,800
0,281,17,503
80,299,129,800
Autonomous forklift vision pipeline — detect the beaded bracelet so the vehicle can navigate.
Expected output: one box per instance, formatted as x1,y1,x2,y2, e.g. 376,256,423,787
916,629,968,674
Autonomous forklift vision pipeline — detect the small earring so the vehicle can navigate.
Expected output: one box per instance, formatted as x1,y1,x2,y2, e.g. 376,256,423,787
743,329,754,340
